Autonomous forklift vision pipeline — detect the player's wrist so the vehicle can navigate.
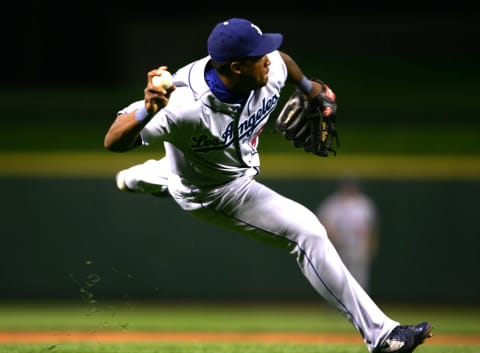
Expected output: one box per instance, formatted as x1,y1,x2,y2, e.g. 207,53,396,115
135,106,153,123
296,75,313,95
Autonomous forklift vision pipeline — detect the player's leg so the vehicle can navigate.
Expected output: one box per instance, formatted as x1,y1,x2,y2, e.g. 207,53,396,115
348,256,371,293
115,158,169,196
185,176,399,352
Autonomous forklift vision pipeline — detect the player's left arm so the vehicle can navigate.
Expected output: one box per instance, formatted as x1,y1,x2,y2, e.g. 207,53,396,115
279,51,336,115
279,51,323,99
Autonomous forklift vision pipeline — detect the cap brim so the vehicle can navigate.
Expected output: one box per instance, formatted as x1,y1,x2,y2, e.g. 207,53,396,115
249,33,283,57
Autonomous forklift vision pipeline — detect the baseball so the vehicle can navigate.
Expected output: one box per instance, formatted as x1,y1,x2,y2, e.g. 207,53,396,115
152,70,173,89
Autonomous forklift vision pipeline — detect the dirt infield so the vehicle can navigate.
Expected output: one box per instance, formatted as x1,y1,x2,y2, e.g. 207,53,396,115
0,331,479,345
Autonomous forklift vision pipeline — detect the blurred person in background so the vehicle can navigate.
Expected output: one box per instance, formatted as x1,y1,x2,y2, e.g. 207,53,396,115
316,174,379,293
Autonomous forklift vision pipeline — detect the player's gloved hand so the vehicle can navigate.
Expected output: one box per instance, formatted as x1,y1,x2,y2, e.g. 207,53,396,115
276,78,339,157
311,81,337,121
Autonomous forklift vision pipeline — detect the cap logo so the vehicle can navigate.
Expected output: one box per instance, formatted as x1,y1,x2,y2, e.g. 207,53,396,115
251,23,262,35
222,20,262,36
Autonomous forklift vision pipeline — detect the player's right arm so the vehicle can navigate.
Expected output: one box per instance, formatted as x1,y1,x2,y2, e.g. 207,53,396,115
104,67,175,152
103,110,145,152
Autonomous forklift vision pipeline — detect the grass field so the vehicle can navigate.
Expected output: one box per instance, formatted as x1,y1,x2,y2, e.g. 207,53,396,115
0,300,479,353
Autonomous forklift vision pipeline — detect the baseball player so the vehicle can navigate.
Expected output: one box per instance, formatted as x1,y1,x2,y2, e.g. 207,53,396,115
316,174,379,293
104,18,432,353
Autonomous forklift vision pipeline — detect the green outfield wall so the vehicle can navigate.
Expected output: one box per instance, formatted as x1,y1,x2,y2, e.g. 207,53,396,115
1,176,478,303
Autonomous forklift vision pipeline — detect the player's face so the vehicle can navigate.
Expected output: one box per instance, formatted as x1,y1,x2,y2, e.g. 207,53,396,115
238,55,271,89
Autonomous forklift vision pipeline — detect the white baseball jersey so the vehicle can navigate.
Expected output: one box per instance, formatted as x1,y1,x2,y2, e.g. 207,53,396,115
117,50,399,351
119,51,286,209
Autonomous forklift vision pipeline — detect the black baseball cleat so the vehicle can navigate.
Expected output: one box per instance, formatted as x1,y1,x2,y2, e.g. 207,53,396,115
374,322,433,353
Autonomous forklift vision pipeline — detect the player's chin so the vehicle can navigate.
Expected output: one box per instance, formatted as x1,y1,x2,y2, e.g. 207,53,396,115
257,75,269,87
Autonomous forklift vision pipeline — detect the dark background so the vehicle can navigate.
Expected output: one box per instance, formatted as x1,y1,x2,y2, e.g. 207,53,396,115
2,3,479,133
1,4,479,303
4,3,478,86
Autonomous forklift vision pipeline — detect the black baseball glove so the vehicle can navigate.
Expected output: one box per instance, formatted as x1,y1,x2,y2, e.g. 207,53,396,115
276,79,339,157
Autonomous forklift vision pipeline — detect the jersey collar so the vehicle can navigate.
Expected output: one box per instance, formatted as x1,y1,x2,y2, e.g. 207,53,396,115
205,62,248,106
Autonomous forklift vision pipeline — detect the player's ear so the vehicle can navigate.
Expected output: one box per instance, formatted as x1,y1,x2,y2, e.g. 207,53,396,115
230,61,242,74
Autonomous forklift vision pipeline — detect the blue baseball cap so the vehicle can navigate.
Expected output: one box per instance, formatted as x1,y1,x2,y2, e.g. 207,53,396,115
207,18,283,62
